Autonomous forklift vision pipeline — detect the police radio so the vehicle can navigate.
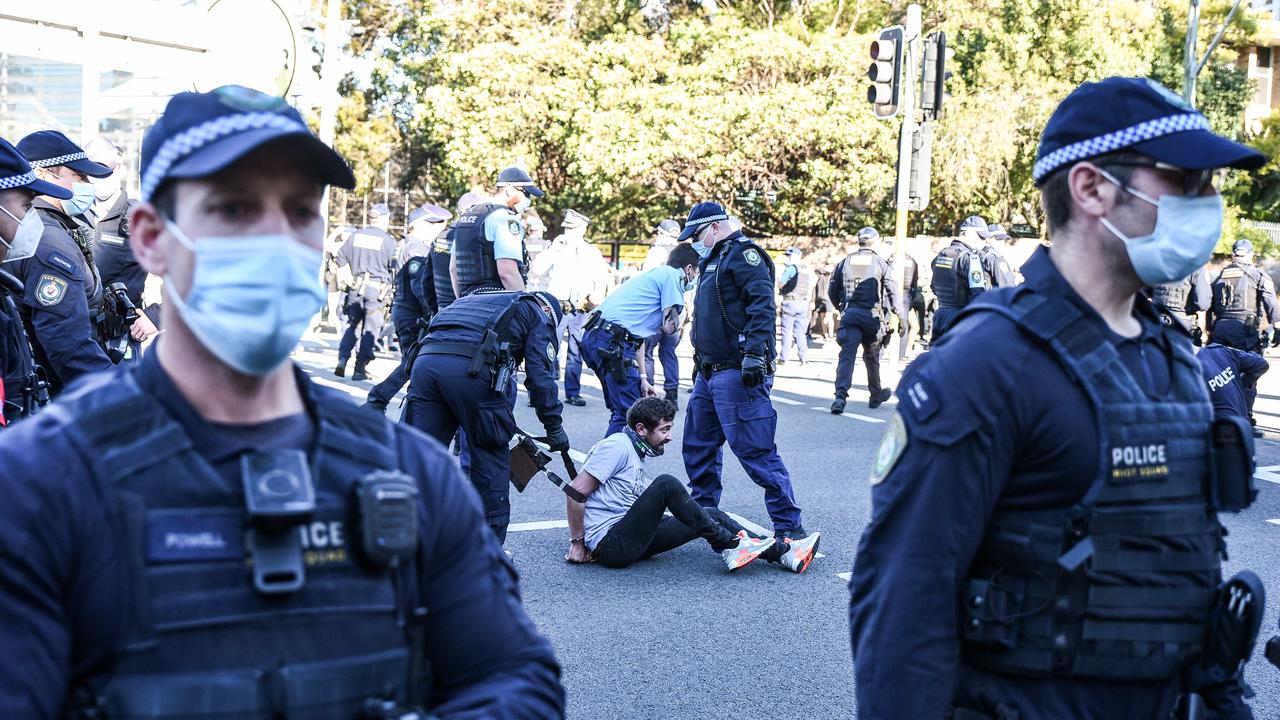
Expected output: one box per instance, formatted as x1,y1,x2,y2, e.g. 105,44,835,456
353,471,419,568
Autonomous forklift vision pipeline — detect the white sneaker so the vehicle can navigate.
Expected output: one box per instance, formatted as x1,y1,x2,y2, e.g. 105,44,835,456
721,532,776,572
779,532,821,574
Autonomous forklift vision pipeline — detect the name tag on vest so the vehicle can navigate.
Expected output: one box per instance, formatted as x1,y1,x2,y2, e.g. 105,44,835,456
147,514,245,563
98,233,125,247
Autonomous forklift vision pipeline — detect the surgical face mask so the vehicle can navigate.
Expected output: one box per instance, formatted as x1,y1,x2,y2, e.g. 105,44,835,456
691,226,714,259
0,205,43,263
62,181,96,217
164,220,325,376
511,191,532,214
91,173,119,201
683,267,697,292
1098,170,1224,286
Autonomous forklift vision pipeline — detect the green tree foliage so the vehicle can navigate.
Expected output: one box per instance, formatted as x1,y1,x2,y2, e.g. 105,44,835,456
341,0,1267,243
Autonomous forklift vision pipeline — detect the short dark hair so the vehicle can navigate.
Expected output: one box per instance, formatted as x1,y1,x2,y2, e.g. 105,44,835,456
150,182,178,220
627,397,677,431
667,242,701,269
1040,150,1142,233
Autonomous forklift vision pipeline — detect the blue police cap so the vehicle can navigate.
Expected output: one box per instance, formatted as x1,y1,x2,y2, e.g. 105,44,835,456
0,137,72,200
655,219,681,236
139,85,355,202
959,215,989,236
457,191,483,211
530,291,564,327
679,201,730,242
987,223,1010,240
857,226,880,245
562,209,589,229
370,203,390,219
1034,77,1267,186
1233,238,1253,255
408,203,451,225
496,167,544,197
16,131,112,179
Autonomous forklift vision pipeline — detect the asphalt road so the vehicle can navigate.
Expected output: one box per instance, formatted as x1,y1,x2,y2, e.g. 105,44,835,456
296,328,1280,720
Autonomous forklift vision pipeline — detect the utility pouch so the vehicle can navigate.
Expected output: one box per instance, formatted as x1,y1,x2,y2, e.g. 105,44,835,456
469,329,498,378
241,450,316,595
353,470,419,568
962,577,1018,649
1208,415,1257,512
1186,571,1265,698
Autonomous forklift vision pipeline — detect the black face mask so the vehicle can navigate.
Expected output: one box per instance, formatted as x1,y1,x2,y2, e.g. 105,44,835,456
623,426,662,457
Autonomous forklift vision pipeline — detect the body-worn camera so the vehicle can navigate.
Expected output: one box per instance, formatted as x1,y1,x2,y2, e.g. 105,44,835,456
241,450,316,595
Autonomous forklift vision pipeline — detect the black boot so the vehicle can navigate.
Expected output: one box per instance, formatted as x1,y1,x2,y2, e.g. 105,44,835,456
868,389,892,409
334,362,347,378
830,397,846,415
664,388,678,405
362,399,387,414
352,362,369,382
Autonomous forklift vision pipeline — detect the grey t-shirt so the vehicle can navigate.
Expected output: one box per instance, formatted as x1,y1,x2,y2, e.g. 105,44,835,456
583,432,649,550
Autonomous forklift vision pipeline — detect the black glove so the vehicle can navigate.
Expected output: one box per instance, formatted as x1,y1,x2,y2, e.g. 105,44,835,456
545,424,571,452
740,354,766,388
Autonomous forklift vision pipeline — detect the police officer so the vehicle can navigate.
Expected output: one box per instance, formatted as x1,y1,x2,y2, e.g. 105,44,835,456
1199,342,1269,423
403,290,569,543
0,138,66,426
532,208,611,406
365,204,452,413
12,130,115,395
426,192,480,314
334,203,397,381
890,247,923,360
828,227,899,415
1152,265,1211,343
680,202,821,574
321,224,355,330
0,84,564,719
850,77,1266,720
450,167,538,297
1208,238,1278,434
776,246,813,365
980,222,1018,287
642,218,680,270
642,219,683,404
85,137,160,364
929,214,991,341
580,242,700,437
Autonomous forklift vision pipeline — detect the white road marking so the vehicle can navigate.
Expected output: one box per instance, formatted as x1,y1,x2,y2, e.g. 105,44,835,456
836,572,852,582
810,406,885,424
1256,466,1280,485
773,396,803,406
1267,519,1280,526
509,519,570,532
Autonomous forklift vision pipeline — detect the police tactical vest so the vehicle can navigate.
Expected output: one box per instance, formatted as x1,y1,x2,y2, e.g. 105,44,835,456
1152,278,1191,315
931,245,964,308
957,288,1221,681
842,251,878,309
452,204,528,297
425,290,526,348
393,239,432,309
783,264,814,302
1214,263,1259,323
432,228,457,310
61,370,419,718
0,275,43,425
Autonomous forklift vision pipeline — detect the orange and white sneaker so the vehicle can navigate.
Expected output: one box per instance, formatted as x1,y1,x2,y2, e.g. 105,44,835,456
779,532,821,574
721,531,776,572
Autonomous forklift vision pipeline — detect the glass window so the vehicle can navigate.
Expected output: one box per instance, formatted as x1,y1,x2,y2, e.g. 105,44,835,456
1258,47,1273,69
0,54,83,139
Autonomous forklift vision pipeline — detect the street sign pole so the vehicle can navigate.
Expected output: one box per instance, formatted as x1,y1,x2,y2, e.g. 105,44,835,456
885,3,921,382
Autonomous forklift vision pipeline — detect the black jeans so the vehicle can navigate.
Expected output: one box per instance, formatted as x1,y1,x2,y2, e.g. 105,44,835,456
593,474,744,568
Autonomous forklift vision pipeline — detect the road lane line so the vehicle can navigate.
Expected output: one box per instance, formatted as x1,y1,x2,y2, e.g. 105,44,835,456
773,396,803,406
809,407,885,424
509,519,570,532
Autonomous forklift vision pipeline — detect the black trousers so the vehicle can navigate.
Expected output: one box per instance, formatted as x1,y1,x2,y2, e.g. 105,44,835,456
593,474,744,568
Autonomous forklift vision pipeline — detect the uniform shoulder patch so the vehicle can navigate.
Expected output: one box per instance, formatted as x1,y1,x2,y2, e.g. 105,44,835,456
870,412,908,485
547,341,557,363
743,248,761,266
35,274,68,307
509,220,522,236
45,250,78,277
407,260,422,274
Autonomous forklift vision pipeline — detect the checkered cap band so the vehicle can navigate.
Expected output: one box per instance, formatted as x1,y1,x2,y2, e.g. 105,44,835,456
141,112,308,201
0,169,36,190
28,152,87,168
496,180,537,187
1033,113,1211,183
684,213,728,230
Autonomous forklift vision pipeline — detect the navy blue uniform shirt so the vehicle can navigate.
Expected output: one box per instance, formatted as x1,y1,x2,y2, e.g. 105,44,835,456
392,237,434,329
1198,343,1269,421
11,200,111,391
90,192,145,308
828,249,900,314
0,352,565,719
850,247,1180,719
691,231,775,364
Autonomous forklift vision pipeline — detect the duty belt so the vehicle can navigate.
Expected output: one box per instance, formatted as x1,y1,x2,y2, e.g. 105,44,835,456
584,311,643,346
698,359,775,379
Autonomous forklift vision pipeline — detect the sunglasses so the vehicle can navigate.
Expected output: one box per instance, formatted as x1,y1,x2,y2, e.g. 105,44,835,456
1097,160,1224,197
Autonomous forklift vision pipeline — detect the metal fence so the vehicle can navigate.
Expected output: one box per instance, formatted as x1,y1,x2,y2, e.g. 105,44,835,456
1243,219,1280,247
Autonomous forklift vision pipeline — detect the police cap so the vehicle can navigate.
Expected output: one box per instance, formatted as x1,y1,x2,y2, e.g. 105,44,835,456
496,167,544,198
986,223,1011,241
408,204,451,226
679,201,729,242
17,131,112,179
457,191,483,212
138,85,355,202
1034,77,1267,186
857,227,880,246
1233,238,1254,256
655,219,681,237
959,216,990,237
562,209,589,229
0,137,72,199
370,203,390,219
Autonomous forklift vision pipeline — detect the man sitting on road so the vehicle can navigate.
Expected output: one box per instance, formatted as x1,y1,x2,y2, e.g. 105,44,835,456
564,397,776,570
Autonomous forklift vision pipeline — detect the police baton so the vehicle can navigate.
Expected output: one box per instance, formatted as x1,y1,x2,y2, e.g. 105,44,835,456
510,430,585,503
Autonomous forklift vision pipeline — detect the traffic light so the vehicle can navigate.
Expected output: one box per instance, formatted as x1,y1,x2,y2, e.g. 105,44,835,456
867,26,904,118
920,31,953,121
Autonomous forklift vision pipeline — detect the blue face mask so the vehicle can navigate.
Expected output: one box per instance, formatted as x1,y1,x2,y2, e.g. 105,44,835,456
1098,170,1224,286
164,221,325,376
63,181,96,217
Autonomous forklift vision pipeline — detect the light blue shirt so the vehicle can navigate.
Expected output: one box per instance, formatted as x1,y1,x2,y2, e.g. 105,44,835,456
598,265,686,337
485,209,525,261
779,263,798,285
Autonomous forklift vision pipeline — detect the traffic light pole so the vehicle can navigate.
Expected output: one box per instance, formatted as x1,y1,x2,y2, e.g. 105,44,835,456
885,3,921,382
